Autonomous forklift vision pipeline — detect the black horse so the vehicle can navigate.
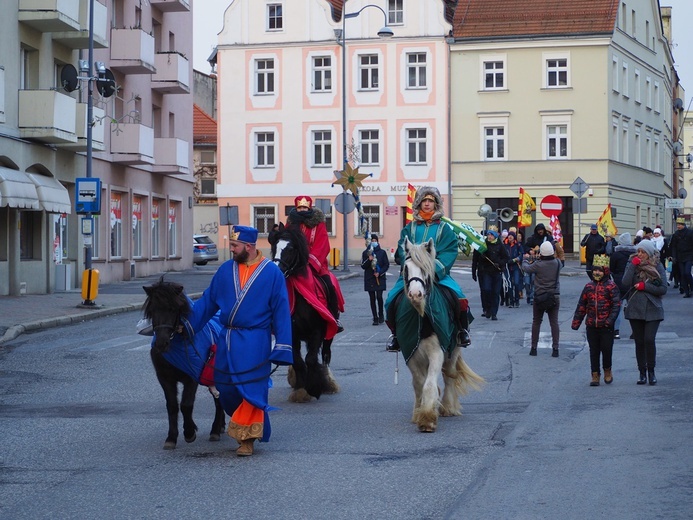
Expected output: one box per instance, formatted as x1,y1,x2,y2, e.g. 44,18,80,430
270,224,340,402
142,277,225,449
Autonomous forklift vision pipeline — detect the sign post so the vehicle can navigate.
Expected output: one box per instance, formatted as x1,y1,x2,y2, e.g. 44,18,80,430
570,176,590,243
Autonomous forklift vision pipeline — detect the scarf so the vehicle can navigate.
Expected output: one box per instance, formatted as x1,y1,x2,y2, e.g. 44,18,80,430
418,209,435,222
634,254,661,283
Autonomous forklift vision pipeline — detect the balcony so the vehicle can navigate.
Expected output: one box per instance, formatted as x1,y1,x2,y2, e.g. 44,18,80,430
110,28,156,75
18,90,77,145
150,0,190,13
52,0,108,49
110,122,154,165
152,52,190,94
18,0,80,33
57,103,105,152
153,138,190,175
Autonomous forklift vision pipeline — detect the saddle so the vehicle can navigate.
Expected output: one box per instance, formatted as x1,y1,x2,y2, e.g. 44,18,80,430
286,269,338,340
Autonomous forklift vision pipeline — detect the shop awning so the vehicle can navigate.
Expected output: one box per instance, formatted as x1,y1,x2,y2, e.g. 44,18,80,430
26,173,72,214
0,168,39,210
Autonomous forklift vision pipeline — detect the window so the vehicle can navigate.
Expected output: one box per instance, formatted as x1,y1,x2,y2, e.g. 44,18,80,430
152,199,161,257
110,192,123,258
612,56,619,92
312,130,332,167
92,215,101,260
167,203,178,258
622,122,629,163
255,132,275,167
254,206,276,235
622,63,629,98
133,196,143,258
612,117,620,161
20,46,38,90
324,204,335,236
53,214,68,262
388,0,403,25
359,55,379,90
267,3,283,31
407,53,426,89
0,66,5,123
547,125,568,159
312,56,332,92
484,61,504,89
547,58,568,87
634,69,641,103
645,130,652,170
634,125,641,167
200,179,216,196
200,150,215,164
654,81,660,112
360,130,380,165
360,205,382,236
645,76,651,109
621,2,627,31
484,127,505,160
631,10,636,38
20,212,41,260
255,59,275,95
406,128,427,164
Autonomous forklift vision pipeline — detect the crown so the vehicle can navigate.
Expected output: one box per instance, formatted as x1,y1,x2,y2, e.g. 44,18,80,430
487,224,499,232
592,254,610,268
296,197,310,208
676,217,686,224
229,226,239,241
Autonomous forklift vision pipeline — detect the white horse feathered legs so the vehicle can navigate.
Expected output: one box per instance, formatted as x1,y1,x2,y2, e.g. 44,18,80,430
400,238,484,432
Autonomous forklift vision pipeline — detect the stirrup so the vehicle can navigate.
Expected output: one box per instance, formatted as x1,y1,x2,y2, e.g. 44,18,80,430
336,319,344,333
457,329,471,348
386,334,400,352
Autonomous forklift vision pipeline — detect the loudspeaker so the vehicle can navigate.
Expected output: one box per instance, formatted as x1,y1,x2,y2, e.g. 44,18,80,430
499,207,515,222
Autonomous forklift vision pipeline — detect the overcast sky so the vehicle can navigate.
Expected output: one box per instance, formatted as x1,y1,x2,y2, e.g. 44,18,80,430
192,1,693,96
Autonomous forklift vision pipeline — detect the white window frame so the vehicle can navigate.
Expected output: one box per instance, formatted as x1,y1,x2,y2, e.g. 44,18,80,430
353,204,383,236
312,55,332,93
645,76,652,109
634,69,641,104
358,54,379,91
406,52,427,89
254,58,275,95
110,192,123,259
645,129,652,170
478,114,509,161
167,202,178,258
266,3,283,31
359,129,380,166
200,150,215,164
0,66,4,123
481,55,506,91
132,195,143,259
200,179,216,197
387,0,404,25
151,199,161,258
612,116,620,161
255,131,275,168
622,119,630,164
622,62,629,98
252,205,277,236
654,81,660,113
612,56,619,92
634,124,641,167
541,111,572,160
547,125,568,160
406,128,427,165
544,53,569,88
312,129,333,167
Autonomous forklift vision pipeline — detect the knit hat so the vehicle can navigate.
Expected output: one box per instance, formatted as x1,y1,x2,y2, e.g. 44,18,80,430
653,228,661,236
487,230,499,239
636,239,656,257
635,230,644,238
539,241,555,256
507,231,517,239
618,232,632,246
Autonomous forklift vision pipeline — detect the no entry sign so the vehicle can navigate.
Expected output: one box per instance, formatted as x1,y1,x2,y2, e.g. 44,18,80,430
540,195,563,218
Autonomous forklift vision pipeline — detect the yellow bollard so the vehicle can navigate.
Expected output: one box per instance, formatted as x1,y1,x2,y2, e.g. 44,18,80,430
330,248,341,269
81,268,99,304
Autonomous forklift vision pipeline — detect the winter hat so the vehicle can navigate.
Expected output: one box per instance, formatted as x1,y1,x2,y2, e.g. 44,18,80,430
507,231,517,239
618,232,632,246
590,224,598,230
539,241,555,256
487,230,499,239
653,229,661,236
636,239,656,257
501,230,509,238
370,234,378,241
635,230,644,238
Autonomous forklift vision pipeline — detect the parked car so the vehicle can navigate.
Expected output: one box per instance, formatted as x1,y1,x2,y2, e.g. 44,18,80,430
193,234,218,265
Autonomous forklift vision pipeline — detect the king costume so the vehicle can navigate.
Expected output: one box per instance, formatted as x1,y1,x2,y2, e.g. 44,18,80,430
186,226,293,446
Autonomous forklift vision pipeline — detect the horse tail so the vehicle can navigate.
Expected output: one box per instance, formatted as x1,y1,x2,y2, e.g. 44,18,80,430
453,355,485,395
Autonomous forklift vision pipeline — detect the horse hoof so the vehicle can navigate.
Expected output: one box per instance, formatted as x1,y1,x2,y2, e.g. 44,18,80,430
209,433,221,442
289,388,312,403
184,432,197,443
418,425,436,433
163,441,176,450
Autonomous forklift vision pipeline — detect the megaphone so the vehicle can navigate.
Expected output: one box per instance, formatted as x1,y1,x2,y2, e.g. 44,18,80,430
477,204,493,218
499,207,515,223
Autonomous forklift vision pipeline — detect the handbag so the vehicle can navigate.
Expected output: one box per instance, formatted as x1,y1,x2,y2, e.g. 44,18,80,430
534,260,560,312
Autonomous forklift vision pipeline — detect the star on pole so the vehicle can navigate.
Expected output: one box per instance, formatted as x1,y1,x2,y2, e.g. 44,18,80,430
332,163,370,194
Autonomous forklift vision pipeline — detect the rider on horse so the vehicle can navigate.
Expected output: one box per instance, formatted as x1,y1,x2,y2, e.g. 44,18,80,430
286,195,344,332
385,186,471,353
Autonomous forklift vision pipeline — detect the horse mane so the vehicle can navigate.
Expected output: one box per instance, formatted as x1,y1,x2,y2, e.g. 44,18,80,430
406,240,436,281
142,276,190,320
275,225,310,277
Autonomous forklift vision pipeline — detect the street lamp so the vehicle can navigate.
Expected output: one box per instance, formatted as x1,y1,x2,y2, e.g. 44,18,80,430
337,3,393,271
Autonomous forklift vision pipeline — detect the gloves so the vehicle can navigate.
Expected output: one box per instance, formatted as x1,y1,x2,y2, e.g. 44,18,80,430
571,321,580,331
472,272,477,282
632,257,641,266
635,281,645,291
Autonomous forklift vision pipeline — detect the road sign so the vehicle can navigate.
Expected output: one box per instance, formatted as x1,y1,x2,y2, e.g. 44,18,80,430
540,195,563,218
665,199,685,209
334,192,356,214
570,177,589,198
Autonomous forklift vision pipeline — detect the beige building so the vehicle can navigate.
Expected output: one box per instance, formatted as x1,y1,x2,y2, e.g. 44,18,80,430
0,0,195,296
449,0,678,251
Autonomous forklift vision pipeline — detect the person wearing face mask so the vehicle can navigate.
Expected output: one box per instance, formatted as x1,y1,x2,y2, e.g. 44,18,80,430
472,227,510,320
571,255,621,386
361,234,390,326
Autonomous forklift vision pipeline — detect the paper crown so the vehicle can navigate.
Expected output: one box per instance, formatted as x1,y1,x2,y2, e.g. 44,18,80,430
592,254,610,268
294,196,313,208
229,225,258,244
676,217,686,224
487,224,499,232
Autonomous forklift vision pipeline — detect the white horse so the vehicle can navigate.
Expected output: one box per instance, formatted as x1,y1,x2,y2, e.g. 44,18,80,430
402,237,484,432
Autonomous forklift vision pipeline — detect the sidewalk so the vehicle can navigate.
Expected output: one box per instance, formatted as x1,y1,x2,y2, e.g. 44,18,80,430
0,264,360,345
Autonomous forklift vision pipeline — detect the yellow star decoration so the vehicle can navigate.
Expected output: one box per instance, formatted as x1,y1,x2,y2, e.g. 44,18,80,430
333,163,370,194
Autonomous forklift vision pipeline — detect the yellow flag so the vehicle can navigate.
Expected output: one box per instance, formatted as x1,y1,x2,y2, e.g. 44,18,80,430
406,184,416,223
597,203,618,236
518,188,535,228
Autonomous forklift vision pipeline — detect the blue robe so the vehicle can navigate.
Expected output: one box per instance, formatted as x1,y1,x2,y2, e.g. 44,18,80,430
187,257,293,442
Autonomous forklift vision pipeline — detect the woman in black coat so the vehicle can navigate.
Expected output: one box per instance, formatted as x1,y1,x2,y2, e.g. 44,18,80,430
361,234,390,325
609,232,636,339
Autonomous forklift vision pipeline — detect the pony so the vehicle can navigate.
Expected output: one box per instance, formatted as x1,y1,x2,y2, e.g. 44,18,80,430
142,277,225,449
399,238,484,432
270,224,340,402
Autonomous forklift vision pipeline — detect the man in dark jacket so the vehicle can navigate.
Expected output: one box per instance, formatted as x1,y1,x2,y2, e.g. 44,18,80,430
472,229,510,320
361,234,390,325
669,217,693,297
581,224,606,279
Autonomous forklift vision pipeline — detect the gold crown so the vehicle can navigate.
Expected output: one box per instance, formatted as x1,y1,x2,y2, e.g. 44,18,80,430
296,197,310,207
676,217,686,224
592,254,610,268
229,226,239,241
487,224,499,232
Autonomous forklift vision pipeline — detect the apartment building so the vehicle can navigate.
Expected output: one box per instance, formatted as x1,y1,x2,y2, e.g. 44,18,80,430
449,0,678,251
213,0,453,261
0,0,194,296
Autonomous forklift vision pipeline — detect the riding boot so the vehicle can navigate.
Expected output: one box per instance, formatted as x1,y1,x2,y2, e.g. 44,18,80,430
647,368,657,385
637,368,647,385
320,274,343,332
457,299,471,347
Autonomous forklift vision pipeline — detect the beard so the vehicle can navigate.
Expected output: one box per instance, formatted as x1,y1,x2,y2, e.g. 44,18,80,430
233,248,250,263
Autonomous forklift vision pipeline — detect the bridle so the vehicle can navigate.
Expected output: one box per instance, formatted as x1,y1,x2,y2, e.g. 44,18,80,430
403,254,431,294
273,241,300,278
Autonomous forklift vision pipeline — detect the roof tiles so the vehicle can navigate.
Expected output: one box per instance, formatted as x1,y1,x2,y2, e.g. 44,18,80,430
193,105,217,144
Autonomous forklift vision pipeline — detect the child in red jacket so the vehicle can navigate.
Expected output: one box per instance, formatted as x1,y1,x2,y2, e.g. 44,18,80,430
571,255,621,386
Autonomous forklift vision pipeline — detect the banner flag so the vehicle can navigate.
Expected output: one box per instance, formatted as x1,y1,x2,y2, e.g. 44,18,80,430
550,215,563,246
442,217,488,256
518,188,536,228
597,203,618,236
406,184,416,223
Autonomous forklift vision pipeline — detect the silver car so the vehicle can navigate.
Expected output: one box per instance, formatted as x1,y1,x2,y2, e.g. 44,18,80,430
193,234,219,265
